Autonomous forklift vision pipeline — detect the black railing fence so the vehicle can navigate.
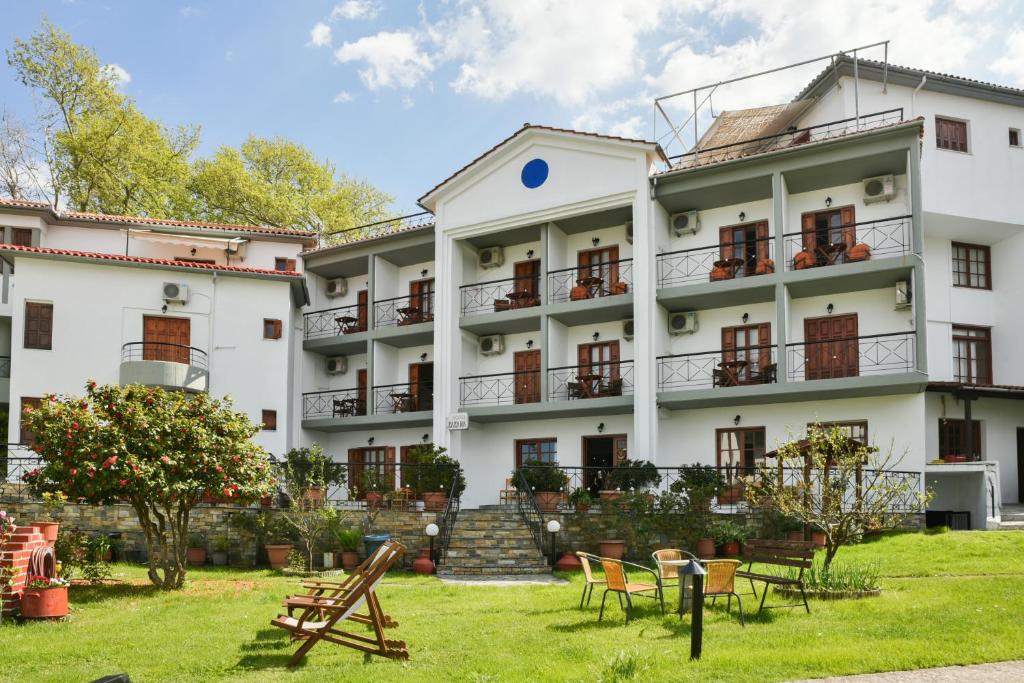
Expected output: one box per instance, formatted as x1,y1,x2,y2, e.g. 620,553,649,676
784,214,912,270
459,370,541,407
373,381,433,414
374,292,435,327
513,467,547,553
302,388,367,419
303,302,368,340
547,258,633,304
321,211,435,245
658,347,778,390
787,332,915,382
460,274,542,315
657,236,775,287
120,342,208,369
548,360,634,401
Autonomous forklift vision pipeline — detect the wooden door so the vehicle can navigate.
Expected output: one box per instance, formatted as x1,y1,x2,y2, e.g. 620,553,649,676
513,259,541,299
409,362,433,411
721,323,771,384
347,446,395,499
804,314,859,380
577,245,619,291
513,349,541,404
357,289,368,331
357,369,367,415
409,278,435,321
143,315,190,364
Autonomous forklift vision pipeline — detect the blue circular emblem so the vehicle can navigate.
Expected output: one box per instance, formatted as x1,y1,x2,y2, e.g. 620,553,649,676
521,158,549,188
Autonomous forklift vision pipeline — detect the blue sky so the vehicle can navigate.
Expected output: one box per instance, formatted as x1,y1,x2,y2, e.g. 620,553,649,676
2,1,1023,214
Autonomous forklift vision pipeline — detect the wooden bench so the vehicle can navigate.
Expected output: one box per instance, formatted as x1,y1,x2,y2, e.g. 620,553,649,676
735,539,815,613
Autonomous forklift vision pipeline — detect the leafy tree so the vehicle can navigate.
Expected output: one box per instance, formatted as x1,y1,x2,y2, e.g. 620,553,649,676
745,425,931,569
22,382,274,589
279,443,350,570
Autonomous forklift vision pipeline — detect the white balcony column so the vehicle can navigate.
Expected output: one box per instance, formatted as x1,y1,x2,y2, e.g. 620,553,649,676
908,145,928,374
432,228,462,450
772,171,789,382
632,187,657,462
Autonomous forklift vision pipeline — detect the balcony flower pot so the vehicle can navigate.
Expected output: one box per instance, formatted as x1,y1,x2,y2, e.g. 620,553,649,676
365,492,384,510
599,540,625,560
422,491,449,512
787,530,805,542
31,521,60,543
755,257,775,275
696,538,716,559
341,551,360,570
846,242,872,262
302,487,324,507
717,484,744,505
265,544,294,570
411,547,435,575
534,491,561,513
569,285,590,301
793,250,815,270
599,490,623,501
211,551,228,566
19,586,69,619
186,547,207,566
709,264,732,281
260,495,273,509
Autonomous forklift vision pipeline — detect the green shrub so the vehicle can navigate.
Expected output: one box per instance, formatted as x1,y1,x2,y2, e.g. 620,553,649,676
671,464,725,511
334,527,361,552
607,459,661,491
405,444,466,498
710,519,749,545
513,460,568,493
775,558,881,592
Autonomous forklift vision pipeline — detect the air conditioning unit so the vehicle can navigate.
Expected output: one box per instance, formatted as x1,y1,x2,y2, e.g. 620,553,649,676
863,174,895,204
162,282,189,304
625,221,633,245
668,311,699,335
623,319,634,341
895,280,912,309
326,356,348,375
325,277,348,298
479,334,505,356
478,246,505,269
670,210,700,237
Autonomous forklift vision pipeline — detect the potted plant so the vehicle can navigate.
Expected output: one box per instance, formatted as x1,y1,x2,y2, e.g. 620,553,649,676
607,459,662,494
262,516,295,570
210,536,230,566
712,519,748,557
811,524,828,549
512,460,568,513
20,575,70,619
335,527,362,570
568,487,592,513
32,491,67,543
360,469,388,510
186,532,207,566
282,445,346,507
89,534,113,563
406,444,466,511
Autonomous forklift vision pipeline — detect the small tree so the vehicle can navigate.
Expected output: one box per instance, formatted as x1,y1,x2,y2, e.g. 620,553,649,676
747,425,930,569
23,382,274,589
279,444,349,570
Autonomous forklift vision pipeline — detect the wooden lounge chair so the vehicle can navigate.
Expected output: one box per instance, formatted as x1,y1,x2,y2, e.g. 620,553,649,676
704,559,745,626
598,558,664,624
286,541,395,619
576,552,606,609
272,541,408,665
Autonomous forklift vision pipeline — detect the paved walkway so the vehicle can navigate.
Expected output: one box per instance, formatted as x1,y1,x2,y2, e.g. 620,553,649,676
790,660,1024,682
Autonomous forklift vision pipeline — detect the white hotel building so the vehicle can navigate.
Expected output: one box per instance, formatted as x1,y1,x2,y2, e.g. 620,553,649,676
2,57,1023,528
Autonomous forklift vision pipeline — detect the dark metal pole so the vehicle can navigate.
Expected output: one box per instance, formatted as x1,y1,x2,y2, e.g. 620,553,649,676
963,396,975,461
690,574,704,660
429,535,435,566
549,531,557,569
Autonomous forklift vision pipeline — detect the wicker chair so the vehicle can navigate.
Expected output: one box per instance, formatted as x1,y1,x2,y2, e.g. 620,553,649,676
575,552,606,609
598,558,664,624
703,558,744,626
651,549,684,600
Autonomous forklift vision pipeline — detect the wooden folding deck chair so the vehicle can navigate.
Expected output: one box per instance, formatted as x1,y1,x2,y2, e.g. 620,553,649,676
286,540,395,621
272,541,408,665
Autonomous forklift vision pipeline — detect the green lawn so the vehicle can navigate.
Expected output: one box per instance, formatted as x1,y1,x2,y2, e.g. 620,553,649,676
3,531,1024,682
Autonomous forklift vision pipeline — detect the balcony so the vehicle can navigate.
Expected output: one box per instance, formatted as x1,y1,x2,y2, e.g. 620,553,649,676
302,302,370,355
119,342,208,393
459,274,543,335
543,360,634,416
301,381,433,431
373,381,432,414
658,347,778,391
658,236,776,288
547,259,633,325
302,388,367,419
459,369,541,411
786,331,916,382
372,292,434,346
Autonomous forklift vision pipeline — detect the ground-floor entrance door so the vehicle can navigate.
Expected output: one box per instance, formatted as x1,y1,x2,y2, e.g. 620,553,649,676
582,435,628,495
143,315,191,364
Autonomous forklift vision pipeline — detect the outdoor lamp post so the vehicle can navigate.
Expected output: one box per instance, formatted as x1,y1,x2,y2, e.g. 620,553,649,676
425,522,439,564
546,519,561,569
680,553,708,660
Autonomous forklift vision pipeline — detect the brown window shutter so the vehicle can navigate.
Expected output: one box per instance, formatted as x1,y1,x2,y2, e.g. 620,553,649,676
11,228,32,247
24,302,53,350
758,323,771,371
286,259,297,271
756,222,770,260
261,410,277,430
840,206,856,248
273,320,283,339
801,212,816,252
384,446,397,491
721,326,737,364
357,289,368,330
719,226,732,261
577,344,591,369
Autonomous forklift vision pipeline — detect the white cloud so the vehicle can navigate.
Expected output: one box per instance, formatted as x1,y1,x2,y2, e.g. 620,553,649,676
179,5,200,18
990,28,1024,86
102,63,131,87
334,31,433,90
332,90,354,103
330,0,380,21
607,116,645,139
309,22,333,48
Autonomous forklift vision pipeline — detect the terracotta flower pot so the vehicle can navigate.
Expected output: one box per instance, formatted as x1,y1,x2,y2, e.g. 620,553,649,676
411,547,435,575
265,544,294,570
599,540,625,559
20,586,69,619
187,547,207,566
260,495,273,509
365,492,384,510
846,242,871,262
811,531,827,549
341,551,360,570
599,490,622,501
534,491,561,513
422,491,449,512
32,521,60,543
794,250,815,270
720,541,740,557
710,265,732,281
555,552,583,571
574,502,590,514
696,538,716,559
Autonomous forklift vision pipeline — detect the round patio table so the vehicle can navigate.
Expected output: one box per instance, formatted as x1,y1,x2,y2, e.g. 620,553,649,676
660,559,700,616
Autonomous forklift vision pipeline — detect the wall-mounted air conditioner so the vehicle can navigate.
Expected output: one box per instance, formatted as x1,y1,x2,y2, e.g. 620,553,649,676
325,277,348,298
623,319,634,341
162,282,189,304
625,221,633,245
670,210,700,237
668,311,699,335
326,356,348,375
478,246,504,269
895,280,912,309
863,174,895,204
479,334,505,356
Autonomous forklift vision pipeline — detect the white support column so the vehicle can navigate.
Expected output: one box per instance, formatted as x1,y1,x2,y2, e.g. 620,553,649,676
632,183,657,462
432,227,461,450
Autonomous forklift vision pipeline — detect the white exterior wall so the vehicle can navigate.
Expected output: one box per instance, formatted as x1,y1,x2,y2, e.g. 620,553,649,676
785,177,910,231
664,198,773,253
666,302,777,356
787,288,914,343
466,240,541,285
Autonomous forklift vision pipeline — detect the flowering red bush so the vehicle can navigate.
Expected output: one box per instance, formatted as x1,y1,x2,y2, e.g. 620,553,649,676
23,382,274,589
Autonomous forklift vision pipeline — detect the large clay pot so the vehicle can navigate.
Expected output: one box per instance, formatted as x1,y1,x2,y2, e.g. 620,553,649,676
788,530,805,542
755,258,775,275
599,540,625,559
794,250,815,270
534,491,561,513
265,544,294,570
710,265,731,281
569,285,589,301
341,551,360,570
599,490,622,501
696,538,716,559
422,492,449,512
555,552,583,571
20,586,69,619
32,522,59,543
720,541,740,557
365,492,384,511
411,547,435,575
186,547,207,566
811,531,827,549
846,242,871,262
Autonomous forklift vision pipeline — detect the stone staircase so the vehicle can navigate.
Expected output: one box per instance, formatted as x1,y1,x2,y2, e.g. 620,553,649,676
437,508,551,577
998,504,1024,530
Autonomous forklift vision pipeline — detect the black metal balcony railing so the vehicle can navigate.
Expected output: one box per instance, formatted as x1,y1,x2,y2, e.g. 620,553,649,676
0,355,9,378
374,292,435,327
373,381,433,414
459,370,541,407
547,259,633,304
120,342,208,370
784,214,912,270
787,332,915,382
658,347,778,390
302,388,367,419
547,360,634,401
321,211,435,245
303,302,368,340
668,108,905,168
658,236,775,287
460,274,542,315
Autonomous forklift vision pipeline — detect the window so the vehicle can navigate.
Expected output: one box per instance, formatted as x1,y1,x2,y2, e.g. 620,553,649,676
952,325,992,384
24,301,53,350
409,278,435,321
809,420,869,444
263,318,283,340
261,410,277,431
1010,128,1021,148
347,446,395,498
938,419,981,459
515,438,557,468
935,117,968,152
952,242,991,289
719,221,770,276
716,427,766,472
274,257,297,272
20,397,42,447
720,323,772,385
6,228,32,247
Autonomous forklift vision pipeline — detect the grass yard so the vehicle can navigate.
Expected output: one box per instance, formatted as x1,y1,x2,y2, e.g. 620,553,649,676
3,531,1024,682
